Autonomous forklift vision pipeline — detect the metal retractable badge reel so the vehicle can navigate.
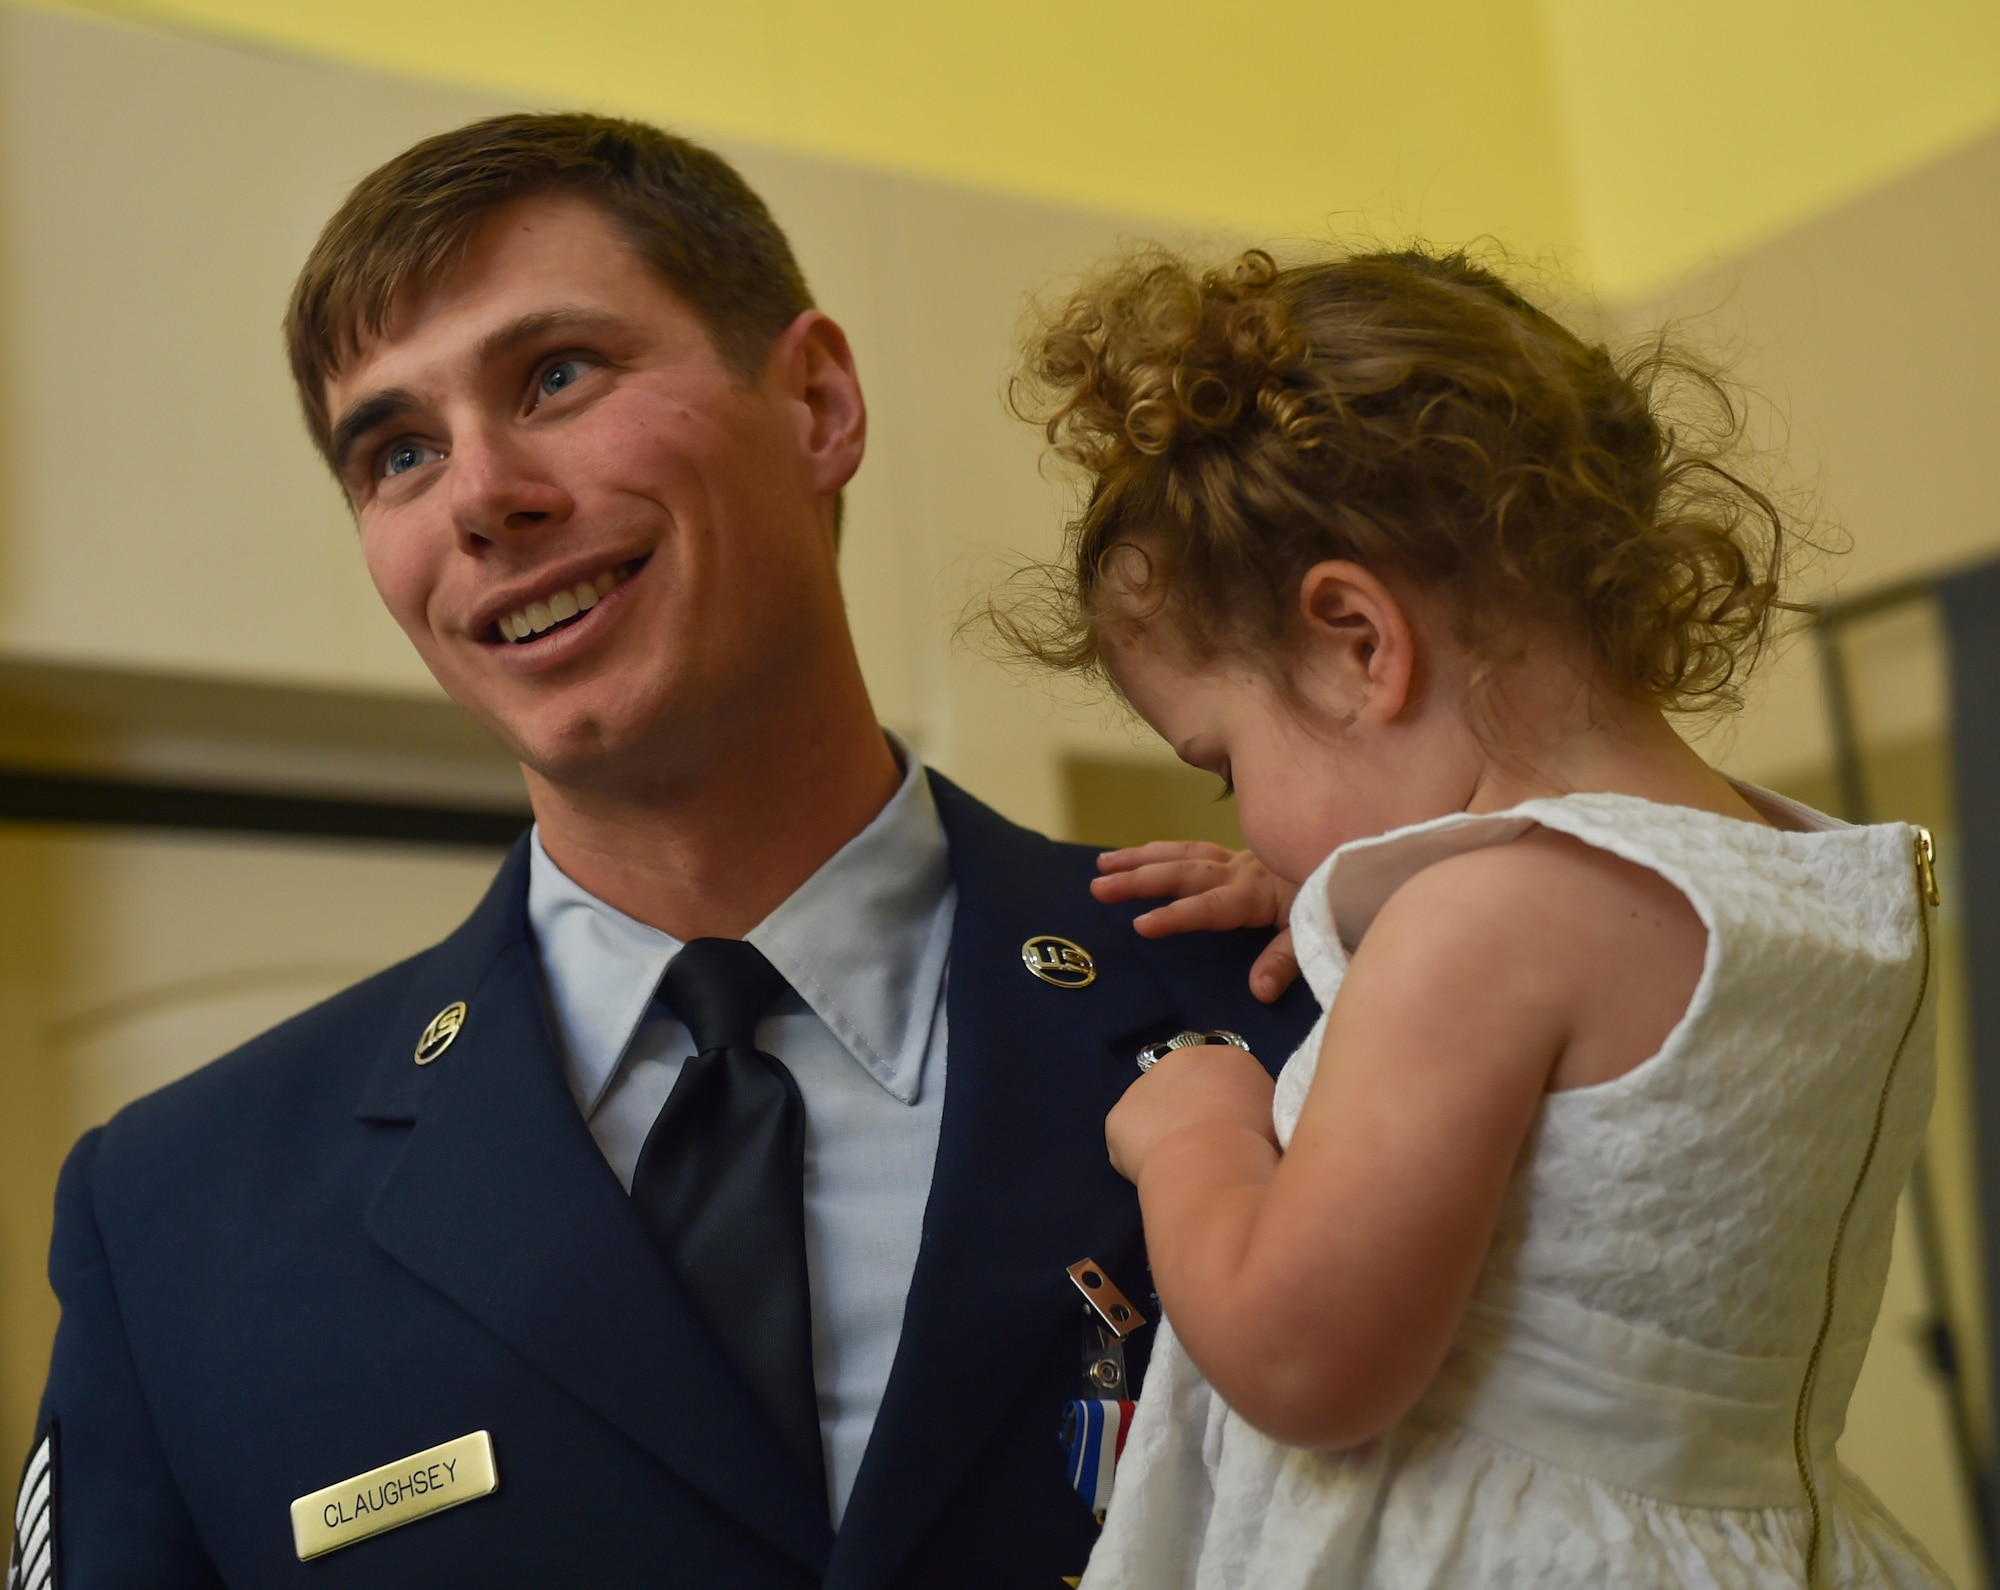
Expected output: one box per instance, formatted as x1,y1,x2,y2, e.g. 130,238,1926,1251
1135,1029,1251,1073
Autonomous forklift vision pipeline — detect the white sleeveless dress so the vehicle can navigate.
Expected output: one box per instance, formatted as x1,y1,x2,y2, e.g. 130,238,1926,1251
1082,788,1953,1589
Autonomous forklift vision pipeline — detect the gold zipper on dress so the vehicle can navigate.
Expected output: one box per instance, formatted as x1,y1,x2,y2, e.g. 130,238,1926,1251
1791,826,1936,1587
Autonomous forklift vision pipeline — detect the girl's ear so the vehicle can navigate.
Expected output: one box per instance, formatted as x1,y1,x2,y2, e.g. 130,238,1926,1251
1296,561,1417,723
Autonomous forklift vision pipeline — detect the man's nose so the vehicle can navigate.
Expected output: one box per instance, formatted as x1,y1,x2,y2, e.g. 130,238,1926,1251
448,425,572,545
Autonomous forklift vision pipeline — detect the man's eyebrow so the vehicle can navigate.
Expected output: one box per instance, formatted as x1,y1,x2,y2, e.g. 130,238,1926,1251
475,306,627,363
329,388,419,476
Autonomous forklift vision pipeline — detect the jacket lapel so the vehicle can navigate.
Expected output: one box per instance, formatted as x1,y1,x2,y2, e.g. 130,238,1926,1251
827,777,1218,1586
357,841,836,1574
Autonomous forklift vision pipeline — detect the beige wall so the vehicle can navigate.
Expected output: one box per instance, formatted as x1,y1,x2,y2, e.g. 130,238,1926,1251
1614,123,2000,790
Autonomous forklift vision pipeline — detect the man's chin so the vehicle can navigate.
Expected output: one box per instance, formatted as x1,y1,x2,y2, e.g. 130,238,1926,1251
504,711,703,802
436,665,717,801
510,724,649,786
433,664,617,757
431,686,620,788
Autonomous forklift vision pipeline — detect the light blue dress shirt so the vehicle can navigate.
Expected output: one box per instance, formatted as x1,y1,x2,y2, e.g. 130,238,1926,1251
525,744,954,1522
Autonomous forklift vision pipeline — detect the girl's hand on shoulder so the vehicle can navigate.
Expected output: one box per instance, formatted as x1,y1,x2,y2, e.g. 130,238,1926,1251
1092,842,1303,1002
1105,1045,1278,1186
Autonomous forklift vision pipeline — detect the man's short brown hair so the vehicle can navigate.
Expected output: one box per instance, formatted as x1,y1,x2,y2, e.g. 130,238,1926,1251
284,111,814,471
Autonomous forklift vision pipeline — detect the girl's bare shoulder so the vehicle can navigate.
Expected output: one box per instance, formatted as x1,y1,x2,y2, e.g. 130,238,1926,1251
1357,824,1706,1087
1367,824,1697,947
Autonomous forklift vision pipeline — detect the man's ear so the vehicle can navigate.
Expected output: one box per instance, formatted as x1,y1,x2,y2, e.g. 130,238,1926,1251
767,309,866,498
1297,560,1417,723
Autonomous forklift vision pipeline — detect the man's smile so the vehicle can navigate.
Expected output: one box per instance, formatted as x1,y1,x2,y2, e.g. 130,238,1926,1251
459,552,655,678
488,557,642,645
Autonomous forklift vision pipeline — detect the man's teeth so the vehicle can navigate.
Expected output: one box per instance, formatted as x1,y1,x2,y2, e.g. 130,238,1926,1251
500,567,628,642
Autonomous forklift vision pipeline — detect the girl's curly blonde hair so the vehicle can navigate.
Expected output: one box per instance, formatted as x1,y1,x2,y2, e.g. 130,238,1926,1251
998,245,1791,711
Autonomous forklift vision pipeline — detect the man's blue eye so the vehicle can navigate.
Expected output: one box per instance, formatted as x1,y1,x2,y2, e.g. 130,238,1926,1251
382,442,432,478
539,359,585,397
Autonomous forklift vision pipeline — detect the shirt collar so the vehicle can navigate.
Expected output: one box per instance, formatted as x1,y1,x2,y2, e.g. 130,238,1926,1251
527,737,953,1114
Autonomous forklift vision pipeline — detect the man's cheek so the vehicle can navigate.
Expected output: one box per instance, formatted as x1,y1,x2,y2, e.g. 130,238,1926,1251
361,537,434,639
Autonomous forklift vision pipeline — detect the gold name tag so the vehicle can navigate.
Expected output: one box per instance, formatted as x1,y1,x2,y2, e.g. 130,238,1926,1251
290,1430,498,1560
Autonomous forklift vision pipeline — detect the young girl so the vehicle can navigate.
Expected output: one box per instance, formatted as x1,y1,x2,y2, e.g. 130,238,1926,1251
1006,247,1950,1587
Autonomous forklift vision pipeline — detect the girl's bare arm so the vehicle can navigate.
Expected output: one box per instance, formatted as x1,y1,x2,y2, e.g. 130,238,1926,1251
1108,832,1704,1448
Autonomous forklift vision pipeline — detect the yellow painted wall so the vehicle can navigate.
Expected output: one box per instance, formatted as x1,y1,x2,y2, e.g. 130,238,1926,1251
1543,0,2000,297
37,0,1579,265
33,0,2000,300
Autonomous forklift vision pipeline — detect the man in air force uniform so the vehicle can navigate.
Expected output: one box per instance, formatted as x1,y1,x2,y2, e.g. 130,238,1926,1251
11,113,1312,1588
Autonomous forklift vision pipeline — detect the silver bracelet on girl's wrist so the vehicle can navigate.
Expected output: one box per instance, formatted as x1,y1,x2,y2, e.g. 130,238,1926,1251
1135,1029,1252,1073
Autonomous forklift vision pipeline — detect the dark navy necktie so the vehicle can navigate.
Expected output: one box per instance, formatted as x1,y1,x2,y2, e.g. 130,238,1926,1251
631,938,824,1497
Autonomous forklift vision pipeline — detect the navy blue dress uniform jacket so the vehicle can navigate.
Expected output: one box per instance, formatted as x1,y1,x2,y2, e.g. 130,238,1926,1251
21,774,1315,1586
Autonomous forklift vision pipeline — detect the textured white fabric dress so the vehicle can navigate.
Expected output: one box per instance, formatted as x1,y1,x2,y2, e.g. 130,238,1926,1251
1082,788,1953,1589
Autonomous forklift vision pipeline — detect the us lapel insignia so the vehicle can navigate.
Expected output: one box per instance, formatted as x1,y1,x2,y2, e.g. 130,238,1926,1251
290,1430,498,1560
1022,936,1097,988
8,1423,55,1590
414,1001,468,1065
